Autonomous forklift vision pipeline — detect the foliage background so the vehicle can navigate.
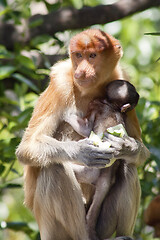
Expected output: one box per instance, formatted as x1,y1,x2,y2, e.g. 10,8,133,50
0,0,160,239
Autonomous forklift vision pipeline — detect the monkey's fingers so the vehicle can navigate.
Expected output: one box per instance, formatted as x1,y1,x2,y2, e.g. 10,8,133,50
76,139,116,167
103,132,125,143
102,133,150,165
87,147,116,168
87,161,110,168
104,133,139,154
103,133,124,152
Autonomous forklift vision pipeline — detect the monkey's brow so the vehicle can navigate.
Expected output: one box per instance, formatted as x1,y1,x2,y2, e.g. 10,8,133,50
70,50,94,54
70,50,86,53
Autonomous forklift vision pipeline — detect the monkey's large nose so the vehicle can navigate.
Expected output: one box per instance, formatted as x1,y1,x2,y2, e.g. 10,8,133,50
74,71,85,80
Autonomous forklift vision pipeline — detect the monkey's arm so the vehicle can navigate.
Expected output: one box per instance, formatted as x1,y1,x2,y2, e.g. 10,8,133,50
16,83,114,168
16,132,113,168
104,109,150,166
64,113,92,137
104,133,149,166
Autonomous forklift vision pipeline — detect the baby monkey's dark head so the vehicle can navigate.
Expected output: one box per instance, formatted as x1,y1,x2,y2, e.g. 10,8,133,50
105,80,139,113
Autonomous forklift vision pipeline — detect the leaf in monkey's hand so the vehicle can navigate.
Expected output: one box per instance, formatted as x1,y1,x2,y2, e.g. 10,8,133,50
105,124,128,167
89,131,116,168
107,124,128,138
89,131,111,148
105,158,116,167
89,124,128,168
89,131,102,146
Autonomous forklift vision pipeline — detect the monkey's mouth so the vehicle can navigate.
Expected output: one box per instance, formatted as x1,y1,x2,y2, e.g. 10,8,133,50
75,78,95,88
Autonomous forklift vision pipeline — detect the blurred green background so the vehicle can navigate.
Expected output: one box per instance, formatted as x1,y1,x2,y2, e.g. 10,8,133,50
0,0,160,239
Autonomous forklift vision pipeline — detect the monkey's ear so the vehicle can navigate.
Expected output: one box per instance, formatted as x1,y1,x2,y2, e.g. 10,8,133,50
114,44,121,49
114,44,123,57
121,103,131,113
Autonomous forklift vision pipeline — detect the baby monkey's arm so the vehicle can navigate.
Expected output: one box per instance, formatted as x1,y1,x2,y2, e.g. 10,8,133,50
64,111,97,137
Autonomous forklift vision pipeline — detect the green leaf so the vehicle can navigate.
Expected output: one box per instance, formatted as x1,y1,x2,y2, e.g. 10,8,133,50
0,45,13,59
29,18,43,28
13,73,39,92
17,108,33,124
2,183,22,189
0,221,35,236
31,35,52,47
0,0,7,7
45,2,61,11
0,66,16,80
0,94,18,105
10,168,20,176
107,124,128,137
0,164,5,174
145,32,160,36
16,55,36,70
0,6,10,17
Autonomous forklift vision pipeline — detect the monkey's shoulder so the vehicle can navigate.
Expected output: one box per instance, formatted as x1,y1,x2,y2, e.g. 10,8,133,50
50,59,73,86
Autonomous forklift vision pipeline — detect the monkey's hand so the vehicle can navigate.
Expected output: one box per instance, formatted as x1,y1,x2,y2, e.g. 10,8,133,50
16,134,115,167
103,133,150,166
64,138,115,168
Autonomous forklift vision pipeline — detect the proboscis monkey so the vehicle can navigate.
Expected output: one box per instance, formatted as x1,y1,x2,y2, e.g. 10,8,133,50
64,79,140,240
65,80,139,137
16,29,150,240
144,195,160,238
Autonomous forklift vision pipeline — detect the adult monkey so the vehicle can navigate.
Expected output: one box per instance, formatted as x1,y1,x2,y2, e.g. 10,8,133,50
16,29,150,240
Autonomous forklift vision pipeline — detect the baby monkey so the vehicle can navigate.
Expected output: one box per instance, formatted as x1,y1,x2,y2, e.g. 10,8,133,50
66,79,139,138
65,79,139,240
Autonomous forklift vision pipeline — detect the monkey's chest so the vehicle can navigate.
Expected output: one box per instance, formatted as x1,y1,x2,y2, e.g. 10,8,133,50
53,121,83,142
93,107,125,135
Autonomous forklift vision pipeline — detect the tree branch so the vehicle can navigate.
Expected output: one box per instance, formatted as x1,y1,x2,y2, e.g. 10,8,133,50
29,0,160,37
0,0,160,49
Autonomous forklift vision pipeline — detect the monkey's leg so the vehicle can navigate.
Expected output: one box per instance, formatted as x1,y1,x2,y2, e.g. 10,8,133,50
71,163,100,184
33,163,89,240
96,163,140,239
115,165,141,237
87,168,112,240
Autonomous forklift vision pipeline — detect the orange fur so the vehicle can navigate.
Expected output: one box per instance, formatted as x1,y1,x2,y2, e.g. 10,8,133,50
144,195,160,238
126,109,141,140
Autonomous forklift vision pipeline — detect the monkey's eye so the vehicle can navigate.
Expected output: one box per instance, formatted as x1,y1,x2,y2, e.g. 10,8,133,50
76,53,82,58
89,53,97,58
